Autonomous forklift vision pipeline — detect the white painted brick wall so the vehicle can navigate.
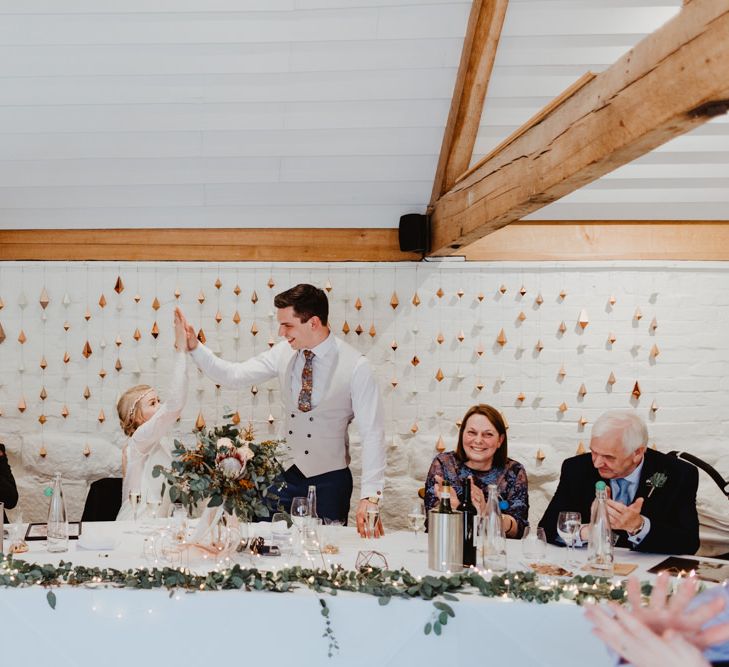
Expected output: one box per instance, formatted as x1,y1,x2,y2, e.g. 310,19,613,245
0,260,727,553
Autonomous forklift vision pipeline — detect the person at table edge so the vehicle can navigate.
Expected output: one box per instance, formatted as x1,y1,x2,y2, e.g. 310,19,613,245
0,442,19,524
177,284,386,537
539,409,699,554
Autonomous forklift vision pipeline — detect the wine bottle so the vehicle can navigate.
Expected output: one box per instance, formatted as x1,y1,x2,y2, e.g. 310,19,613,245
460,481,477,567
436,482,453,513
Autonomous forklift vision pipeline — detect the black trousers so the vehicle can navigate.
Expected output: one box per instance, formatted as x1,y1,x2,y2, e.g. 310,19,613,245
274,465,353,525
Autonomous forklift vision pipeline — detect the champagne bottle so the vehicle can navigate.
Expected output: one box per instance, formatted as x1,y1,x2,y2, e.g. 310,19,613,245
587,481,614,573
306,484,318,519
460,481,477,567
436,482,453,513
47,472,69,553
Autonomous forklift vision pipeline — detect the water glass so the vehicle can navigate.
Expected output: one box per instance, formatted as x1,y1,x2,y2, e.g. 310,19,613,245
320,519,342,555
302,517,322,554
271,512,293,556
9,512,26,553
521,526,547,562
170,502,188,543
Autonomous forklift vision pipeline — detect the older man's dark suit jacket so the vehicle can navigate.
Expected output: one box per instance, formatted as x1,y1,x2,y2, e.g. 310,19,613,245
538,448,699,555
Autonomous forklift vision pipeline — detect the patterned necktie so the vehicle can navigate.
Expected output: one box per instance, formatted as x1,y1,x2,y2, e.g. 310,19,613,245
614,478,631,505
297,350,315,412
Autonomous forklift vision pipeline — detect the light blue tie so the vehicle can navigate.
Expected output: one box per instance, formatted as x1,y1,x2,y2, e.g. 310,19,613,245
614,478,631,505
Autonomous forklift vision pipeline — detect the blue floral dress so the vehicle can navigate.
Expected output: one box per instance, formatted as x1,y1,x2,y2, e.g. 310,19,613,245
424,451,529,538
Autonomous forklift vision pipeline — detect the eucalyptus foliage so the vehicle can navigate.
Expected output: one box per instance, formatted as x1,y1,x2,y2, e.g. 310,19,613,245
1,556,636,608
152,417,286,521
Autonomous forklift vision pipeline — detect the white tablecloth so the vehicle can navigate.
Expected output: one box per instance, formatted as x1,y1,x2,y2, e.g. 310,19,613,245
0,522,679,666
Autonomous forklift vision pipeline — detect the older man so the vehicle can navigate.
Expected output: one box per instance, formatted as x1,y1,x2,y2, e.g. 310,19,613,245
539,410,699,554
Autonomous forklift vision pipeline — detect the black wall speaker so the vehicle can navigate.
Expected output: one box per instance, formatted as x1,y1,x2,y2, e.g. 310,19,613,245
398,213,430,253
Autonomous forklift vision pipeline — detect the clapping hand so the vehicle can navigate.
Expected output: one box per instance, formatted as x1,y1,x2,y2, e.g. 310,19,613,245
623,573,729,649
355,498,384,538
585,573,729,667
586,601,711,667
606,496,644,533
468,477,487,515
433,475,461,510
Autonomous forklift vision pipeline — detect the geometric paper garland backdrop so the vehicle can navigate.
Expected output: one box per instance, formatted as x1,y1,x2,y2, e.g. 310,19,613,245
1,260,727,524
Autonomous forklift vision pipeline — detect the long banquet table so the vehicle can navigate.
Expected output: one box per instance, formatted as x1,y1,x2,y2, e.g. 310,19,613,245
0,521,700,666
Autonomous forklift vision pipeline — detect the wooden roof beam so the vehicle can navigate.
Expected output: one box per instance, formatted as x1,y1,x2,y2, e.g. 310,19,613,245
429,0,729,255
429,0,509,205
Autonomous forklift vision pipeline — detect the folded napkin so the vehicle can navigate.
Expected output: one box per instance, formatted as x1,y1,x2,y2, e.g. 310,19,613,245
77,534,117,551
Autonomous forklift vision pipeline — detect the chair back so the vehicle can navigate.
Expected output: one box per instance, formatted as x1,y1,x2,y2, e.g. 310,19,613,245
81,478,123,522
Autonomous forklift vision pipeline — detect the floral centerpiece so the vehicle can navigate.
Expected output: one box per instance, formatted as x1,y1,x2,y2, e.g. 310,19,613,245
153,417,286,522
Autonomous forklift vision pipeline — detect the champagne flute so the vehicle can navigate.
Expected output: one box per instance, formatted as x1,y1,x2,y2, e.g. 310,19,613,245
557,511,582,568
129,490,142,523
365,507,380,541
407,502,426,553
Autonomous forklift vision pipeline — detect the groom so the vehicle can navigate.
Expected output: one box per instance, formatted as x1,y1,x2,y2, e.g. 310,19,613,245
176,284,386,537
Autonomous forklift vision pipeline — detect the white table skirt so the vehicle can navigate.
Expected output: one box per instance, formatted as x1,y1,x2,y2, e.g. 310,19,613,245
1,522,675,667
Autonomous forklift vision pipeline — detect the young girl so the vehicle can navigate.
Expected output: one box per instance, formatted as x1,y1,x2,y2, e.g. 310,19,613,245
116,311,188,520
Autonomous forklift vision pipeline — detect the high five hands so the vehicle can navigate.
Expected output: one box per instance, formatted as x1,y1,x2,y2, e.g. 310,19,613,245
174,307,198,351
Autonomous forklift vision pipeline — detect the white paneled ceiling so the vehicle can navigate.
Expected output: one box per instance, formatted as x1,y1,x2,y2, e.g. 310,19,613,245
475,0,729,221
0,0,726,230
0,0,471,229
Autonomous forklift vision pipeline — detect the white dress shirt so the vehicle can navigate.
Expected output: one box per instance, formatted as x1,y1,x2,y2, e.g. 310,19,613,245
190,332,386,499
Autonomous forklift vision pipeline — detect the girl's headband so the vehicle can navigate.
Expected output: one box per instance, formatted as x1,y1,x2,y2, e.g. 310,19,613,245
127,388,154,420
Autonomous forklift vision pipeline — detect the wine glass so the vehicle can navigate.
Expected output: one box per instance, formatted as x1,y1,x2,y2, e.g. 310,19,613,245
290,497,309,533
129,490,142,523
407,502,426,553
557,511,582,567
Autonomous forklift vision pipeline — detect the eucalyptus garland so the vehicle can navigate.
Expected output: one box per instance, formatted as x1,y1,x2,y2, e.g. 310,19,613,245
0,555,641,607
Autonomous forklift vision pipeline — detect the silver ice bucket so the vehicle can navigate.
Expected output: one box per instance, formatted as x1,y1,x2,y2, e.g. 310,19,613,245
427,509,463,572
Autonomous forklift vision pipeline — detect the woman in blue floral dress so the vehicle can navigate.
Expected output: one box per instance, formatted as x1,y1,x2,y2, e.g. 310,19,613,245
424,404,528,538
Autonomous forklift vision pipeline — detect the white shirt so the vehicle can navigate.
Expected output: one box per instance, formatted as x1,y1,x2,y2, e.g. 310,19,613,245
190,332,386,499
